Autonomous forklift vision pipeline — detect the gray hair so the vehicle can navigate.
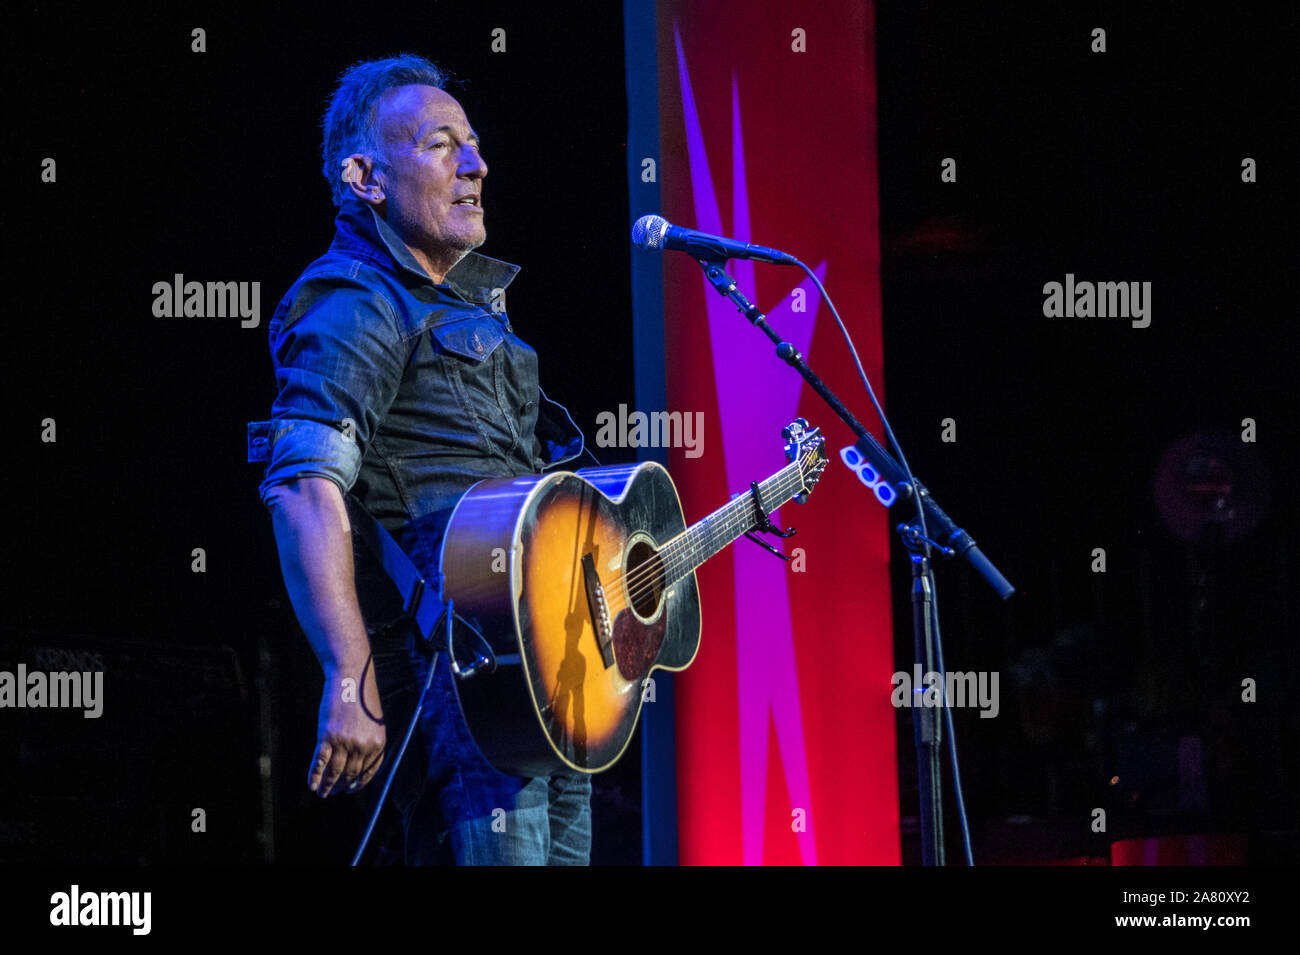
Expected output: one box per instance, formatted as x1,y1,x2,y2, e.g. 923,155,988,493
320,54,447,207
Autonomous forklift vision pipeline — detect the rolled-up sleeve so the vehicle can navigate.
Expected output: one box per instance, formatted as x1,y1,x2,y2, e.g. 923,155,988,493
257,274,407,507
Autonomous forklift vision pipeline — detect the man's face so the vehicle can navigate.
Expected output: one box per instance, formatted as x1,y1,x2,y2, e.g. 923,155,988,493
372,84,488,267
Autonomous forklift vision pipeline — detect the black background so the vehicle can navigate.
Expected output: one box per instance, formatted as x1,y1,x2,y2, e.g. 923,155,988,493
3,1,1296,867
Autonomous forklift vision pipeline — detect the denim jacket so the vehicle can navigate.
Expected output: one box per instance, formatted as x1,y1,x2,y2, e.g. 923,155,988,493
248,198,586,596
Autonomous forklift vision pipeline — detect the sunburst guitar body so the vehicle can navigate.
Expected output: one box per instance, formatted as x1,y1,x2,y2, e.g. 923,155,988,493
439,419,826,776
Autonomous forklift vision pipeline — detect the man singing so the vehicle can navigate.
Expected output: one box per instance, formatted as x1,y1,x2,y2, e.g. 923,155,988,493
252,54,592,865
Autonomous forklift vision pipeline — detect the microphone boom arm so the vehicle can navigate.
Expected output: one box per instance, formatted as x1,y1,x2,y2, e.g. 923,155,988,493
692,255,1014,599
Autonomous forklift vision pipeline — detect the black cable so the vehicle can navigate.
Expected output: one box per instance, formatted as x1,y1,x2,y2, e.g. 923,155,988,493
349,605,450,866
792,257,975,865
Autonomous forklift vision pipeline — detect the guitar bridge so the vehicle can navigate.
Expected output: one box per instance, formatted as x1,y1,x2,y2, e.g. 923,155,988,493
581,553,615,669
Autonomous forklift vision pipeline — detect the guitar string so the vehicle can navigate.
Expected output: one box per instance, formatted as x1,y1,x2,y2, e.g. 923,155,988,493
608,458,803,608
651,455,809,586
613,462,804,612
595,448,820,617
620,448,816,599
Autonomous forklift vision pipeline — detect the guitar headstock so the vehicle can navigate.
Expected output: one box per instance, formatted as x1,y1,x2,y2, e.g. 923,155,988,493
782,418,828,503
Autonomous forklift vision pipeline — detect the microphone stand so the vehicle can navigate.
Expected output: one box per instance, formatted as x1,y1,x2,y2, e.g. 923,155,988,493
692,255,1015,866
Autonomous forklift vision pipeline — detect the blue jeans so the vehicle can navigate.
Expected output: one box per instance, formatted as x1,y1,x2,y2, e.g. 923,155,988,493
372,636,592,865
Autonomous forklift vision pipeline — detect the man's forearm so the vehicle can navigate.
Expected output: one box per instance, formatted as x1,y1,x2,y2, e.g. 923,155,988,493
266,476,372,674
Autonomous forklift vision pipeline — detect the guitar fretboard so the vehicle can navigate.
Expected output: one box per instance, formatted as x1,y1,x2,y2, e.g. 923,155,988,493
657,457,808,586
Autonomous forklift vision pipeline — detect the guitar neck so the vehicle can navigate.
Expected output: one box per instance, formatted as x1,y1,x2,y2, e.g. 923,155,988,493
657,459,806,587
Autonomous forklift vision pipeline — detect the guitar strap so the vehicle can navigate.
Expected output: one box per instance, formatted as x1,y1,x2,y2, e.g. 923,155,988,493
342,493,447,644
246,418,446,642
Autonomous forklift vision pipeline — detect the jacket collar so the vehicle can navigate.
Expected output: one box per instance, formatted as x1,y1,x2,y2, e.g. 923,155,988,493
329,197,520,306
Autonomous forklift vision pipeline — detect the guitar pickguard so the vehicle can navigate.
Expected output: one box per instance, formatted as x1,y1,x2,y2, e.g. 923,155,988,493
611,607,667,683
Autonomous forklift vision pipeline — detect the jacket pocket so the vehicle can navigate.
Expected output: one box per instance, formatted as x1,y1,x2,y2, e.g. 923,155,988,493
427,315,504,362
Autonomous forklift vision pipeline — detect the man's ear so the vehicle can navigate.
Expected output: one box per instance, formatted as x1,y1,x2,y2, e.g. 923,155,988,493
341,154,386,205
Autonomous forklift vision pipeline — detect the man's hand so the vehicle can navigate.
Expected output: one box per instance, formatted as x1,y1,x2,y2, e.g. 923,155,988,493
310,658,387,797
265,476,386,798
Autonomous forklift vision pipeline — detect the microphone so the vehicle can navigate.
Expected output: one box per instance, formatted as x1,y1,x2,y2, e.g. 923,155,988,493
631,214,796,265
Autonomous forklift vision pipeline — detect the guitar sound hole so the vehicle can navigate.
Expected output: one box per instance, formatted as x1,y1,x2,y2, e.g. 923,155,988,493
625,539,665,619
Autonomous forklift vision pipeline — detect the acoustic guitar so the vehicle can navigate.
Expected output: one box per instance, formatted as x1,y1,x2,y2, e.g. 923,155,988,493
439,418,827,776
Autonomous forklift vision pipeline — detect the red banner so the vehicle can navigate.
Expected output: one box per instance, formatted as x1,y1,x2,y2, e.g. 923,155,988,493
655,0,899,864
